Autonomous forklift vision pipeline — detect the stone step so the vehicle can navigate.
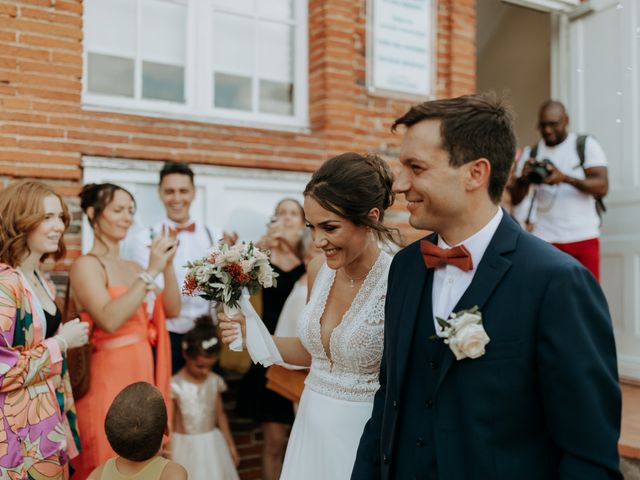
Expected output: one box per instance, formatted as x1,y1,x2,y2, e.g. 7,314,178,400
620,379,640,460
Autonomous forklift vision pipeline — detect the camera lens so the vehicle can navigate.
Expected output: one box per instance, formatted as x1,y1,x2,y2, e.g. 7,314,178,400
527,159,552,184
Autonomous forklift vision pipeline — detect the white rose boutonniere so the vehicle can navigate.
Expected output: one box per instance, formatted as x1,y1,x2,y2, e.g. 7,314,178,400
435,306,490,360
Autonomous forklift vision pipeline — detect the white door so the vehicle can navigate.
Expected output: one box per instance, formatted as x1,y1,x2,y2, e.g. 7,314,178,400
559,0,640,380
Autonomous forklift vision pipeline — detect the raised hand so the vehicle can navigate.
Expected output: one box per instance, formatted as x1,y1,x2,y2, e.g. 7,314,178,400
147,234,178,276
222,230,238,246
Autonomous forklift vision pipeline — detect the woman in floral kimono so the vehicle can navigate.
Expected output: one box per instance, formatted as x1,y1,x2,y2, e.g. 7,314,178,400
0,180,90,479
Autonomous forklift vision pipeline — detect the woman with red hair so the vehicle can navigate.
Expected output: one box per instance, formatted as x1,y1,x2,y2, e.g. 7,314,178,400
0,180,89,479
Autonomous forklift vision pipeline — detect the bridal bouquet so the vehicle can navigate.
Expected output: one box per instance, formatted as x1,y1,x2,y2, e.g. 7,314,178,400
183,241,277,306
183,242,278,352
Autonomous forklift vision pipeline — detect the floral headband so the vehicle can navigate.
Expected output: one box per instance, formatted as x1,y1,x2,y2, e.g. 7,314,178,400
181,337,219,351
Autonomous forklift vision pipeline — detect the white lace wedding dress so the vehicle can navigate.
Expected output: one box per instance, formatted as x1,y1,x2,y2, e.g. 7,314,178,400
279,251,391,480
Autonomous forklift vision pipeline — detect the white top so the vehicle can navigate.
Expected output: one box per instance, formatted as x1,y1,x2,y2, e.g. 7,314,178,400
124,218,222,334
513,133,608,243
432,208,503,335
298,251,391,402
274,279,308,338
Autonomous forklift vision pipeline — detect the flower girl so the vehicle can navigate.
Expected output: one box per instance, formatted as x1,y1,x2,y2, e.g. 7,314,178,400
170,315,239,480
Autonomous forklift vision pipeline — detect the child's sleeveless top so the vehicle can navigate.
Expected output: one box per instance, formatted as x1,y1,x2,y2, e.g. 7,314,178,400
100,457,169,479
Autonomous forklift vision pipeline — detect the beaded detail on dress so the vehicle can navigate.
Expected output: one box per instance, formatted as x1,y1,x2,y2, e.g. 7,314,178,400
298,251,390,402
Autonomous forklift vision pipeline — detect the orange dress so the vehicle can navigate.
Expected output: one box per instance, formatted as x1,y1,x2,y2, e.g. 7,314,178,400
71,287,171,479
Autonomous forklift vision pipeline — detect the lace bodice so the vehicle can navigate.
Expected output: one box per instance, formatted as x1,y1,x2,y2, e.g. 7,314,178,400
172,372,227,434
298,251,390,402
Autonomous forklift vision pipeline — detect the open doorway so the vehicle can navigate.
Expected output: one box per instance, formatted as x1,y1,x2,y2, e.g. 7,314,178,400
476,1,551,147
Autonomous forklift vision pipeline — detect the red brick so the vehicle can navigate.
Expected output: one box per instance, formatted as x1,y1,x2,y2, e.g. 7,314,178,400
55,1,83,15
20,7,82,27
0,55,16,68
50,50,82,66
0,30,16,41
0,124,65,138
0,3,17,17
18,59,81,77
20,33,82,52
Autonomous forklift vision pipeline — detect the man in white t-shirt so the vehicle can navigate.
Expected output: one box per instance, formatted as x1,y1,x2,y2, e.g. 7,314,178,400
126,162,237,373
509,100,609,280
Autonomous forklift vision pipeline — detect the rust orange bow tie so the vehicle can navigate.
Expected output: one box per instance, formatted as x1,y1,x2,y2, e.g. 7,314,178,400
420,240,473,272
170,223,196,235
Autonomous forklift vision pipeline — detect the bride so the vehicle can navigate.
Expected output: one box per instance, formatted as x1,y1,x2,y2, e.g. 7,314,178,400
221,152,395,479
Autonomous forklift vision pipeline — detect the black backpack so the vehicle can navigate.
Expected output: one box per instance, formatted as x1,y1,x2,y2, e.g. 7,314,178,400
530,134,606,218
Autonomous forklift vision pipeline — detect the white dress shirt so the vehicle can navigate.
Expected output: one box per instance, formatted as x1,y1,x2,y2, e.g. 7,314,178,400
432,208,503,336
125,218,222,334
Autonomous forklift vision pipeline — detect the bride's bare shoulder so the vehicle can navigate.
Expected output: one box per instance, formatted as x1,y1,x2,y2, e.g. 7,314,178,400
305,255,325,302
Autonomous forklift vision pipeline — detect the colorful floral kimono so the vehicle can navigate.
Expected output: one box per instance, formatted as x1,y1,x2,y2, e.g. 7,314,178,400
0,264,80,479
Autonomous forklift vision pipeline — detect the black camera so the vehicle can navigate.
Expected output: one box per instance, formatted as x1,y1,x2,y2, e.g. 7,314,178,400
527,158,554,184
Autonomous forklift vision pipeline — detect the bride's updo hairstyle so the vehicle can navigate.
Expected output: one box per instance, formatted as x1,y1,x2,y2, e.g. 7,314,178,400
303,152,396,243
79,183,136,229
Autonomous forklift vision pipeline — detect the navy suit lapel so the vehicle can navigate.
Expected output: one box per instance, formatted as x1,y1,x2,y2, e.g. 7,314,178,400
434,212,520,394
395,234,434,391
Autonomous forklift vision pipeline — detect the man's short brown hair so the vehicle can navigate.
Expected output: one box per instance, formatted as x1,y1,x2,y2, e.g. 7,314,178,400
105,382,167,462
393,92,517,203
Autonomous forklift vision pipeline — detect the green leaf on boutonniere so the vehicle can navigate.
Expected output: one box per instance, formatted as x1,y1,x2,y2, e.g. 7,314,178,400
436,316,450,330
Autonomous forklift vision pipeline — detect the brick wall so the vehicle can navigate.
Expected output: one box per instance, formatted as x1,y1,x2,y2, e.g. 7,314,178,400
0,1,476,478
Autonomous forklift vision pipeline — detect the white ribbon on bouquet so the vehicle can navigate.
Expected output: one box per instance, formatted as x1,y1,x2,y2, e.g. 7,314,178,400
227,288,284,367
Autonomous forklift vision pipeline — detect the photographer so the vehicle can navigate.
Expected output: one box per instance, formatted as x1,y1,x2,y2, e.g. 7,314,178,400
509,100,608,280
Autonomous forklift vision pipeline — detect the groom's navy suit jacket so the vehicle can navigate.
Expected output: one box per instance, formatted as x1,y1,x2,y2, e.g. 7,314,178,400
352,213,622,480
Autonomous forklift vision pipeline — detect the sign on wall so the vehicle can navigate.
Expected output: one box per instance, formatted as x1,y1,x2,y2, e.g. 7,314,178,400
367,0,435,98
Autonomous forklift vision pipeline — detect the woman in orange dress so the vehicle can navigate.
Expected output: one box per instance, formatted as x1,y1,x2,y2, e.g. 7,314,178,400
69,183,180,478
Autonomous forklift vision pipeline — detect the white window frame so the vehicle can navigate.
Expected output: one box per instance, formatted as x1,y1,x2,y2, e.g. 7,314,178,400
82,0,309,132
501,0,580,13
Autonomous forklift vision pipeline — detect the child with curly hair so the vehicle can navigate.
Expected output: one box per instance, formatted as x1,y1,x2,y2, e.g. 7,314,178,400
171,315,239,480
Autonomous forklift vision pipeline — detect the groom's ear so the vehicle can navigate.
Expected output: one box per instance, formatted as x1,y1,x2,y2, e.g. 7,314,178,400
465,158,491,193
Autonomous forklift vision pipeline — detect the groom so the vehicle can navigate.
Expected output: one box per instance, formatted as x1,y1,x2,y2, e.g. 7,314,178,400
352,93,622,479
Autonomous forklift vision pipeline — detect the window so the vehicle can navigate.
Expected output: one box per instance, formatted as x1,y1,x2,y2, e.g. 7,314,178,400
83,0,308,129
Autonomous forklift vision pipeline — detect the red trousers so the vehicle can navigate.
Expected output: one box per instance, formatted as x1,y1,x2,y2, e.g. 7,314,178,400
552,237,600,281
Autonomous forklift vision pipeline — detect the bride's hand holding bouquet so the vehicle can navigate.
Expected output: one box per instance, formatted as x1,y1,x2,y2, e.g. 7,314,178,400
183,241,277,352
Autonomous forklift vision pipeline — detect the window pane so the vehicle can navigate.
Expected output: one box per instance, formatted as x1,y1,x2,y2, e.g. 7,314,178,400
213,12,253,76
87,53,134,97
257,22,293,81
259,79,292,115
257,0,293,20
214,0,253,15
142,61,185,102
85,0,136,55
214,72,251,111
142,0,186,65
